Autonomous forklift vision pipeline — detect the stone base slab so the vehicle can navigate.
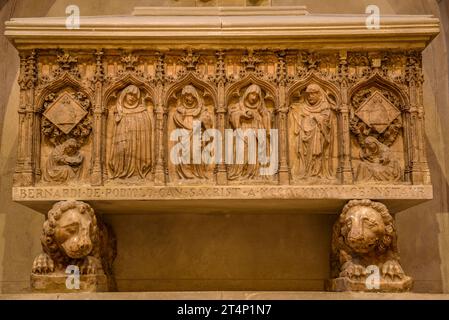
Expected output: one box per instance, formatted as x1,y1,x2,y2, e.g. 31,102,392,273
1,291,448,300
31,274,109,293
327,277,413,293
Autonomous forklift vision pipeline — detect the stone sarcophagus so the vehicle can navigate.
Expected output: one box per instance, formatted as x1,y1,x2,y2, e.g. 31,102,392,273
5,6,439,292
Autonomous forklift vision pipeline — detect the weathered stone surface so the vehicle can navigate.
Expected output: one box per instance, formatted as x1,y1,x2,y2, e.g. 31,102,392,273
31,200,116,292
31,274,108,293
329,199,412,292
2,5,440,293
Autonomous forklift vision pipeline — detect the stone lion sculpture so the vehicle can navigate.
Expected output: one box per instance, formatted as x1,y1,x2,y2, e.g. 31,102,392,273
329,199,412,292
31,200,116,291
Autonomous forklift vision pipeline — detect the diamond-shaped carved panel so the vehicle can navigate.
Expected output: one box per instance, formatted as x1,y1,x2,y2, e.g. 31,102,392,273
43,93,88,134
355,91,400,133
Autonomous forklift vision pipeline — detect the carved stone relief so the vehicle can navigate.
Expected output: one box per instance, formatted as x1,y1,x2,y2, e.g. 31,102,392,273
350,87,405,183
13,49,430,188
167,83,215,183
288,83,338,183
108,85,153,180
31,200,116,292
227,83,275,182
328,199,412,292
41,89,92,185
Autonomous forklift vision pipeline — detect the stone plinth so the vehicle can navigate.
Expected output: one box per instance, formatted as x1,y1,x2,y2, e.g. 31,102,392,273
31,274,109,293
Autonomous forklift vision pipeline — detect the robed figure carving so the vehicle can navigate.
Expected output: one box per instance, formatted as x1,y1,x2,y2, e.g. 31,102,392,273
356,136,402,182
108,85,152,179
173,85,213,179
228,84,271,180
43,138,83,183
291,83,336,180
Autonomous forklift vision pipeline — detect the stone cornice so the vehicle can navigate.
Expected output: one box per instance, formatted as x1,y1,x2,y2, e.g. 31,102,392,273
4,7,440,50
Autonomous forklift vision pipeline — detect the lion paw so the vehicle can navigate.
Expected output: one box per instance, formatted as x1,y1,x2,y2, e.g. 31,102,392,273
80,256,100,275
340,261,367,281
32,253,54,274
382,260,405,281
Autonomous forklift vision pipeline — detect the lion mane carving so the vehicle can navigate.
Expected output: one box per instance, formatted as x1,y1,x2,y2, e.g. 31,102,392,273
330,199,412,291
32,200,116,289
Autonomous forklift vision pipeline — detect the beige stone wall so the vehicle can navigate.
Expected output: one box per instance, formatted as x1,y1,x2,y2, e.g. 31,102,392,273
1,0,448,293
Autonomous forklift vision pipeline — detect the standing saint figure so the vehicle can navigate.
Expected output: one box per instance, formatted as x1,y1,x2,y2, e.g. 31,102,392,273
228,84,271,180
291,83,335,180
109,85,152,179
173,85,213,179
356,136,402,182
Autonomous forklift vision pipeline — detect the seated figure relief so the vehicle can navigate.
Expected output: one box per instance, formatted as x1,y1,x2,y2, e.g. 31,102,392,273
31,200,116,292
290,83,337,181
228,84,272,181
328,199,412,292
108,85,153,180
350,90,404,183
356,136,402,183
43,138,83,183
172,85,213,180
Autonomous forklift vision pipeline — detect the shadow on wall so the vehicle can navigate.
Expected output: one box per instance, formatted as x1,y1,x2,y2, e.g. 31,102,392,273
396,136,446,293
0,0,56,294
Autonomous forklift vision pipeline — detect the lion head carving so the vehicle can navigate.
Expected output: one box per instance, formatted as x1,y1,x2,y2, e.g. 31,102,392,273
32,200,116,290
337,199,396,255
330,199,412,292
43,200,98,261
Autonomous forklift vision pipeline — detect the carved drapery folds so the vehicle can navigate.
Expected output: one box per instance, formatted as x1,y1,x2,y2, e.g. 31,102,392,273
227,83,275,182
167,83,215,182
13,49,431,187
288,82,338,183
108,85,153,180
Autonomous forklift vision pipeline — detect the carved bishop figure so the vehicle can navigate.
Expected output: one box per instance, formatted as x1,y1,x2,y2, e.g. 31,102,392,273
291,83,336,180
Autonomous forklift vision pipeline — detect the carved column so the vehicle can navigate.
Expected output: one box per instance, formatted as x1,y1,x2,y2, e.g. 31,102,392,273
215,50,227,185
337,51,353,184
154,52,167,185
91,50,105,186
14,50,38,186
276,51,289,184
407,52,431,184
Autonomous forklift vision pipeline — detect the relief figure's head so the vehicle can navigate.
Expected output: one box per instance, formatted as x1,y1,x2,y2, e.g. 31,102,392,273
305,84,323,106
243,84,263,109
181,85,200,109
121,85,141,109
63,138,80,156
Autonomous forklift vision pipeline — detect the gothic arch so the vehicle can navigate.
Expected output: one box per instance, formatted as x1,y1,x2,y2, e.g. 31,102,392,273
163,72,218,108
287,73,342,108
36,73,93,112
225,73,277,108
103,73,156,107
349,73,409,111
